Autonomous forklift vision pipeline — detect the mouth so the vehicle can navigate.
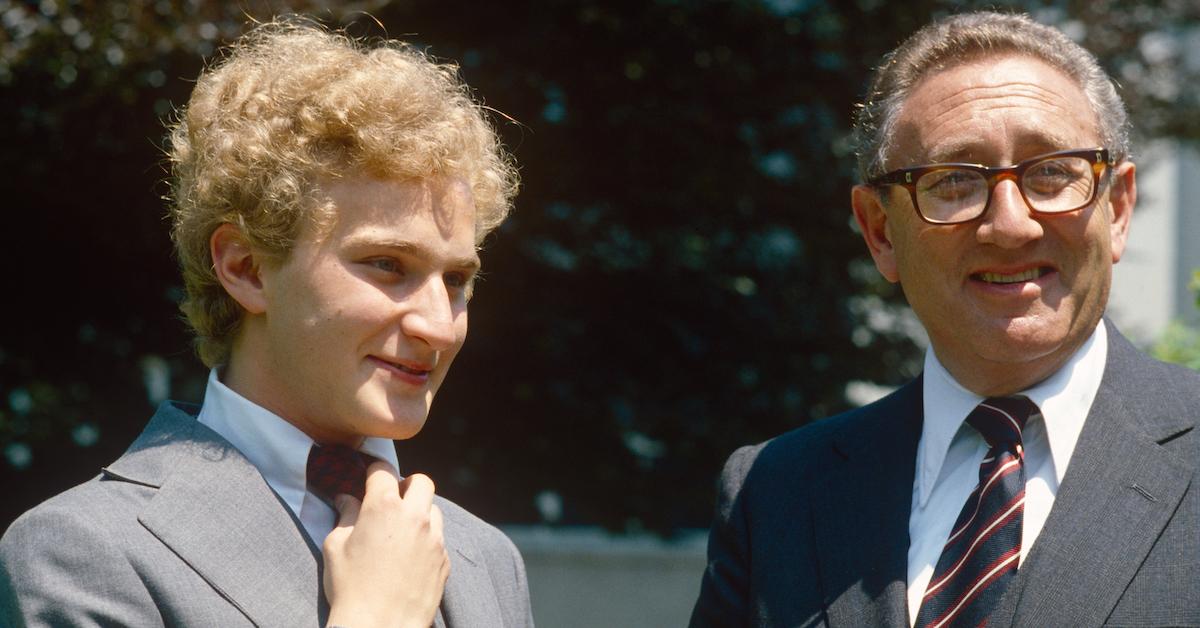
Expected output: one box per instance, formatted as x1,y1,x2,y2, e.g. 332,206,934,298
369,356,434,379
970,266,1052,285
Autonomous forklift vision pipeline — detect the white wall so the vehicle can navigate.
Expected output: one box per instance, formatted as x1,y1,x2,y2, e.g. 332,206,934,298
1108,141,1180,345
505,526,708,628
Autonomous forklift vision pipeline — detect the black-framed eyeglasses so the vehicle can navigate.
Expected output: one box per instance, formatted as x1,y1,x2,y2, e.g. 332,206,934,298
867,148,1114,225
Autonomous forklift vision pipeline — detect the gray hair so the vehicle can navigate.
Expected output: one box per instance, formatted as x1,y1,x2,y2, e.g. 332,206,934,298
853,11,1131,180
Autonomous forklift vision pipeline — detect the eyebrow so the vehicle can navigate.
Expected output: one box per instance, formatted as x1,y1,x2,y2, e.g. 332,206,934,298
923,133,1082,166
343,235,481,272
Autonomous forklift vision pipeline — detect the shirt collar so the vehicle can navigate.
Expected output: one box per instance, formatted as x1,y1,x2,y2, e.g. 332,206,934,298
1020,322,1106,483
916,322,1107,507
196,369,401,516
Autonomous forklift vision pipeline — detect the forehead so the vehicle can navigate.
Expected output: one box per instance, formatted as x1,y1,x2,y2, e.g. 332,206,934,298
309,175,478,254
889,54,1099,168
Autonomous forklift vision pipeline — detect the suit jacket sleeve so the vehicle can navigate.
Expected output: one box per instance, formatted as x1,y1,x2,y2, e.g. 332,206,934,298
689,444,762,628
435,494,535,628
482,528,535,627
0,496,162,628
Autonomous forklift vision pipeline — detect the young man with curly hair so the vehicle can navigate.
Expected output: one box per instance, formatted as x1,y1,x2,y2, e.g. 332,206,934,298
0,19,532,628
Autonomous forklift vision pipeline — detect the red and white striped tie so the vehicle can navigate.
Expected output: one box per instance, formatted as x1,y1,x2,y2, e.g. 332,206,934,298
915,396,1038,628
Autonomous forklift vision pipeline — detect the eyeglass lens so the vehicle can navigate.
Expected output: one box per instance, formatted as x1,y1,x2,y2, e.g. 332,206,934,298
915,155,1096,223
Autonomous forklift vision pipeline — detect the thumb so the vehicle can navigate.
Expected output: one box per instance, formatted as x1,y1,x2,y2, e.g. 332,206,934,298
333,493,362,529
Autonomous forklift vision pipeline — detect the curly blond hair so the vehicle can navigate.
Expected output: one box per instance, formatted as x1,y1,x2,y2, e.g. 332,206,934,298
167,18,519,367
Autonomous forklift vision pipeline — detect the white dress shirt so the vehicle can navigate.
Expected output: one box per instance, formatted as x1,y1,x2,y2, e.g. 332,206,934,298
196,369,401,550
906,323,1107,626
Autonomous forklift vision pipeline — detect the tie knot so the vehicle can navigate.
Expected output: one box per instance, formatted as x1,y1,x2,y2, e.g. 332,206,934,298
966,396,1037,448
306,444,378,508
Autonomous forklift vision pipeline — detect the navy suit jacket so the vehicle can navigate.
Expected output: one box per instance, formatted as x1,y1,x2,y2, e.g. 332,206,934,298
691,323,1200,627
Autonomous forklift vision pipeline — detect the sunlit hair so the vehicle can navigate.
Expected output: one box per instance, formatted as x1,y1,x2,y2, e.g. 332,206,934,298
853,11,1131,181
167,18,518,367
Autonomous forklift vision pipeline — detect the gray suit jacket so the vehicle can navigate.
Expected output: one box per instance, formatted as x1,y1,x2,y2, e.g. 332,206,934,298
690,322,1200,627
0,402,534,628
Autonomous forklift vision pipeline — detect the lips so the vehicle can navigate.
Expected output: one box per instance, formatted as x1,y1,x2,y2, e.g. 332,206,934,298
370,356,434,379
391,362,431,376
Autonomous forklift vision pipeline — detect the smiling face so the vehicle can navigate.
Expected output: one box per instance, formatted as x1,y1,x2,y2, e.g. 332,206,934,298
226,175,479,446
852,54,1136,395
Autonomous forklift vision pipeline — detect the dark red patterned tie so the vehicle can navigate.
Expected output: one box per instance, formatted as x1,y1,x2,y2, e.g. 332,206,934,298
915,396,1038,628
305,444,378,508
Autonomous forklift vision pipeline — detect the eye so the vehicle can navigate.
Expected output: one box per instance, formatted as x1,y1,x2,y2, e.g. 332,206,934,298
919,169,981,200
1024,158,1086,194
366,258,404,275
929,170,972,188
444,271,479,302
444,272,466,288
445,271,477,292
1029,162,1070,179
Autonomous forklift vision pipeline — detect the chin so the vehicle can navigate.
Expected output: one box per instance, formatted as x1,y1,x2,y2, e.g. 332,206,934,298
981,324,1069,365
360,413,428,441
331,410,422,443
352,390,433,437
390,421,427,441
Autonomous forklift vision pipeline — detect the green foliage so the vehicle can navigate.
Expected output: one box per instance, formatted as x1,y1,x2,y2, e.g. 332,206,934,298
1194,270,1200,309
1153,270,1200,370
1153,322,1200,370
6,0,1200,534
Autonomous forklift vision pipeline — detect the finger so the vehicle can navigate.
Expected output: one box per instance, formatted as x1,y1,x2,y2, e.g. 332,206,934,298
323,525,348,556
333,494,361,529
399,473,436,511
363,461,400,501
430,503,444,538
433,503,450,580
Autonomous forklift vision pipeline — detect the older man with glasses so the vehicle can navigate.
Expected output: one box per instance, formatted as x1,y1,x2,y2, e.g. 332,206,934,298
691,11,1200,628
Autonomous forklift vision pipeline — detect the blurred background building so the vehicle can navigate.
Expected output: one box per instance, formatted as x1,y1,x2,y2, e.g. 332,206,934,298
1110,142,1200,343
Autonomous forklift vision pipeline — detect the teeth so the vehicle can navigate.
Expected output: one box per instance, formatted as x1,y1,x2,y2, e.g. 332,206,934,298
979,268,1043,284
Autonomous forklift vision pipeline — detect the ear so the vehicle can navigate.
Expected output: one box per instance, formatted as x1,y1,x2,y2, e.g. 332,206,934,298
851,184,900,283
1106,160,1136,264
210,223,268,315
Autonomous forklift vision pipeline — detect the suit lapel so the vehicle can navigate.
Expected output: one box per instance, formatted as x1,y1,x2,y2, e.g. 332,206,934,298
108,403,322,627
108,404,512,628
438,507,505,628
995,327,1196,627
814,378,922,628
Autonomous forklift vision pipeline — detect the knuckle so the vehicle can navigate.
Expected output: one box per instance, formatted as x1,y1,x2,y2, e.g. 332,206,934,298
411,473,435,491
365,489,399,510
412,511,433,530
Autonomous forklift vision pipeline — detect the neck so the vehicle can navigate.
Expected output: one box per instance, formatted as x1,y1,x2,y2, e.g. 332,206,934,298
221,333,365,448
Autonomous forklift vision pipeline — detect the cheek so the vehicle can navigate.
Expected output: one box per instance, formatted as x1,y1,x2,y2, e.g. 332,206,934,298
898,229,954,281
1055,212,1109,272
318,273,395,321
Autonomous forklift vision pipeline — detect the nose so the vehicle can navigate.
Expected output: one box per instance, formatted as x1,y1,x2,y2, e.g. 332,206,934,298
976,176,1044,247
401,276,460,351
